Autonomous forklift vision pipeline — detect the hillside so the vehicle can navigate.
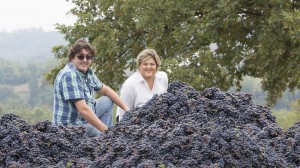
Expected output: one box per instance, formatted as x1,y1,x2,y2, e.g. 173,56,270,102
0,28,67,63
0,28,65,123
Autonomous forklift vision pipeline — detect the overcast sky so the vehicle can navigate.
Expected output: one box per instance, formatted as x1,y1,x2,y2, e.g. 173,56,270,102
0,0,76,32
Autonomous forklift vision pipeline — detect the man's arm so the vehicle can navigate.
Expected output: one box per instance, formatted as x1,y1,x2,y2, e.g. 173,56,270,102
74,100,108,133
99,84,130,112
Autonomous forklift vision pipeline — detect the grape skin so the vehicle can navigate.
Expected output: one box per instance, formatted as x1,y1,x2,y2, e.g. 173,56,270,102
0,81,299,167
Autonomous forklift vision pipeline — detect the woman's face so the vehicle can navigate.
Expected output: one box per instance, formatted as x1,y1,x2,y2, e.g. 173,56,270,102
71,49,93,73
139,57,157,79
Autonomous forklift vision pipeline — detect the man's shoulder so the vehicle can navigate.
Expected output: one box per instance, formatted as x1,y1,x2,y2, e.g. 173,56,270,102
55,65,78,83
58,68,74,77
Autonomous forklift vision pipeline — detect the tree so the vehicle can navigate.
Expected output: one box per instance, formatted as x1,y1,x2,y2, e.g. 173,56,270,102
0,85,18,102
45,0,300,106
0,105,4,116
273,99,300,130
229,76,268,106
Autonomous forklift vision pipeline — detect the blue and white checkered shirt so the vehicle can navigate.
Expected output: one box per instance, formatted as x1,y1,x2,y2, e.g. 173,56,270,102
52,62,103,126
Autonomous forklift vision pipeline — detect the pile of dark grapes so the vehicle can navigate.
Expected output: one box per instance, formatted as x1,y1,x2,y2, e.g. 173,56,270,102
0,113,102,167
1,81,299,167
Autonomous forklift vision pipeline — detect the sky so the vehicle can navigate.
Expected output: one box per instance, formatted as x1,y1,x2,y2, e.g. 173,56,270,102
0,0,76,32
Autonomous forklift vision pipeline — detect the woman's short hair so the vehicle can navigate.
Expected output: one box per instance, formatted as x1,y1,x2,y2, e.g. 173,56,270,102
136,48,161,69
67,39,96,61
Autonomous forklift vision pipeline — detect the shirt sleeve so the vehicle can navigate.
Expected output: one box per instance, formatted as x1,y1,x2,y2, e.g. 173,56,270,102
116,82,136,120
91,73,103,91
61,72,84,101
160,71,169,91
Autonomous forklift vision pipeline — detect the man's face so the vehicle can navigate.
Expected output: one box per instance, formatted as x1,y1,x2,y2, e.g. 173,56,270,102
71,49,94,73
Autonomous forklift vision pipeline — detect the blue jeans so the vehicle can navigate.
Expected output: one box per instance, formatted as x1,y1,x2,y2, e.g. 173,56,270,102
84,96,113,137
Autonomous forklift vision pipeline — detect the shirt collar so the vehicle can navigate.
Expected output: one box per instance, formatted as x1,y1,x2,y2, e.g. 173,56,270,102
67,62,93,78
136,70,162,83
136,71,145,83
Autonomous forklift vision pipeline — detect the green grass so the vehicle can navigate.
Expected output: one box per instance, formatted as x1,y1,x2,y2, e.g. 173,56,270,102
113,104,117,124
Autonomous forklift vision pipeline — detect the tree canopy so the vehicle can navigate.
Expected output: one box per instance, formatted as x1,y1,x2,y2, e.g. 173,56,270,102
45,0,300,106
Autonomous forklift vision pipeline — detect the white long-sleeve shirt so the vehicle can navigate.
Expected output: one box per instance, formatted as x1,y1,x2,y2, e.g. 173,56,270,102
116,71,168,120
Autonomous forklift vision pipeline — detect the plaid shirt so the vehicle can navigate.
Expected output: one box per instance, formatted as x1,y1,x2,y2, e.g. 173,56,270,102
52,62,103,126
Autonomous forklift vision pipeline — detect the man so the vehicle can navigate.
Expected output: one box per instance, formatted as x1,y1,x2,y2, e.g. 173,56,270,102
52,39,129,137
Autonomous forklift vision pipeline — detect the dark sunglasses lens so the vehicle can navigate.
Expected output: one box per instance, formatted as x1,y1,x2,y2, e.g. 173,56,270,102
77,55,94,60
77,55,84,60
86,56,94,60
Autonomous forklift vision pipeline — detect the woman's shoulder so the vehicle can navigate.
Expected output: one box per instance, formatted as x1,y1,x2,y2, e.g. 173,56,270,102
123,72,141,85
156,71,168,79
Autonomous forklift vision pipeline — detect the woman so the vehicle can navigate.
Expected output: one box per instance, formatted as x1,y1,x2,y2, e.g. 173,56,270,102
116,48,168,121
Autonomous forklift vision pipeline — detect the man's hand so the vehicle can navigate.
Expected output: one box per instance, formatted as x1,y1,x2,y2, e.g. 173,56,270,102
74,99,108,133
124,105,130,112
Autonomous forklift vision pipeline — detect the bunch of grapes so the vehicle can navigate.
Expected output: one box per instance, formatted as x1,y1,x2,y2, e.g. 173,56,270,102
0,81,299,167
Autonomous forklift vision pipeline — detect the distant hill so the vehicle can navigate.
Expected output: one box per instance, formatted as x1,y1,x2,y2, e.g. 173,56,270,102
0,28,67,63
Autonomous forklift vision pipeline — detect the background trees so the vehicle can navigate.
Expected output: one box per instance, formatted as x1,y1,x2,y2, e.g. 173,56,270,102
1,1,293,126
0,29,66,124
46,0,300,107
273,99,300,130
0,60,55,124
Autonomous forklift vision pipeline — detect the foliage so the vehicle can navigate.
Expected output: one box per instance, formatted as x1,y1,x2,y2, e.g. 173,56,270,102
0,85,18,102
229,76,267,106
0,49,296,126
0,29,68,124
230,76,300,110
46,0,300,106
0,81,53,124
0,57,58,124
273,99,300,130
0,98,52,124
0,60,29,85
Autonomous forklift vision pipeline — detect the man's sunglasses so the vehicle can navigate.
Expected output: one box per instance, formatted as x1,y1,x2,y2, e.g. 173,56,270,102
76,54,94,60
